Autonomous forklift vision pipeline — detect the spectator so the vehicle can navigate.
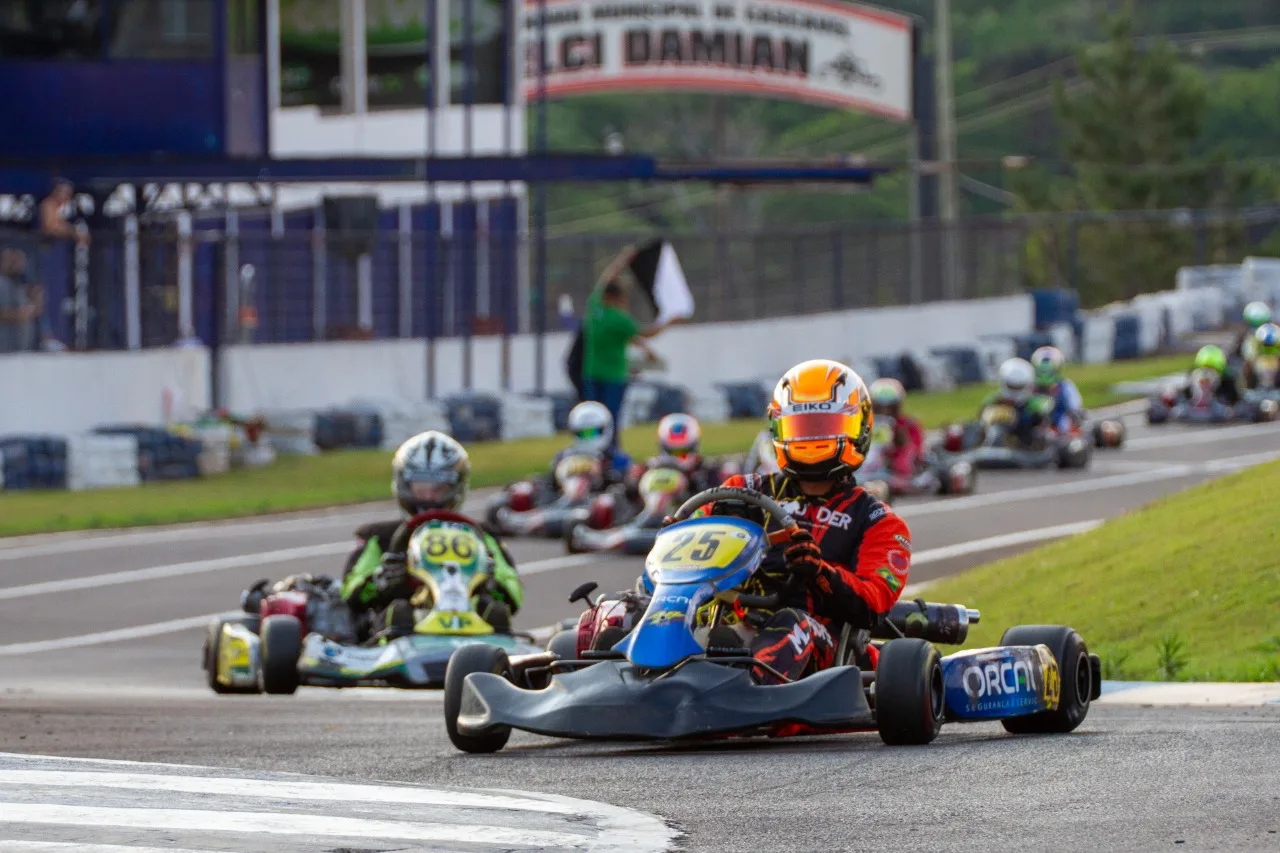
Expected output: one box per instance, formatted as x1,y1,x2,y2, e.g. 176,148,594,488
0,249,39,354
39,179,89,246
580,247,678,448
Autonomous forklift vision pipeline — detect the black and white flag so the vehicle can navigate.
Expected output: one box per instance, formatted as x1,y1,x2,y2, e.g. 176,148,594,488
628,239,694,323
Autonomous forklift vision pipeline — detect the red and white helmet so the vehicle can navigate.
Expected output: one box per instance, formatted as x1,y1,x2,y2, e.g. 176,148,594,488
656,413,701,471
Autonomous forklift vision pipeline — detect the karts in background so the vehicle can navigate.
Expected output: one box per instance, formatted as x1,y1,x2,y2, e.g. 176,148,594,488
855,416,976,503
940,403,1092,471
442,486,1101,753
1146,367,1280,425
484,452,632,539
203,510,543,695
564,460,687,555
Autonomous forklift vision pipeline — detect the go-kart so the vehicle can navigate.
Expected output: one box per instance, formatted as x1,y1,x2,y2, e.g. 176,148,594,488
564,461,687,555
940,404,1091,470
202,510,542,695
442,487,1101,752
856,417,976,503
1146,366,1279,425
484,452,629,538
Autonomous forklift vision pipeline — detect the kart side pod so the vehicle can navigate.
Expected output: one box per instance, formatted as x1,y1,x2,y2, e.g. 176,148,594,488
939,645,1059,721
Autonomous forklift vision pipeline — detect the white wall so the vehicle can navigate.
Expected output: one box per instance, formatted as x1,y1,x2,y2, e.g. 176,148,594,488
216,296,1031,411
2,297,1033,431
0,349,209,436
219,340,427,413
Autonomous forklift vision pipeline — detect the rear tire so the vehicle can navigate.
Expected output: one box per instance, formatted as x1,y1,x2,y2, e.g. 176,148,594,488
1146,401,1169,425
203,615,260,695
546,629,579,660
875,638,944,745
258,615,302,695
444,644,513,753
999,625,1093,735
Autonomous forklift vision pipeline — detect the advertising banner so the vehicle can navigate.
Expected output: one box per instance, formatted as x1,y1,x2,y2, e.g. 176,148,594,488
522,0,913,119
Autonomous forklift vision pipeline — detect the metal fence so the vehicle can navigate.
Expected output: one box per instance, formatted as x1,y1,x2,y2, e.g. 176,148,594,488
3,206,1280,355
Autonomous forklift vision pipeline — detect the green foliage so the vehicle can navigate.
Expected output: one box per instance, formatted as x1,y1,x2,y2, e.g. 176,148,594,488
1155,633,1190,681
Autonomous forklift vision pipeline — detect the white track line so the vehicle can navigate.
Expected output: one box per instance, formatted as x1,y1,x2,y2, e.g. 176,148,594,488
0,520,1104,658
0,542,351,601
1121,419,1280,450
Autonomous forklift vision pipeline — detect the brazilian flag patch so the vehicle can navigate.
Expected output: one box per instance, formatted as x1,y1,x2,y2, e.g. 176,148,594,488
877,567,902,592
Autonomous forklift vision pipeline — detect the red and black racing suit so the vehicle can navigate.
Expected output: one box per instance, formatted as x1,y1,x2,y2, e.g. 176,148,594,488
710,472,912,683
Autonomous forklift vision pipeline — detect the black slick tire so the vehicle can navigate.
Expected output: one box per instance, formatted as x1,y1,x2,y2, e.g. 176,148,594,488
258,614,303,695
875,638,944,745
444,644,513,753
999,625,1093,735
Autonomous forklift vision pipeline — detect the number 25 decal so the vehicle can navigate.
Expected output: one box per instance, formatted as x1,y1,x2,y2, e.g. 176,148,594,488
661,530,725,563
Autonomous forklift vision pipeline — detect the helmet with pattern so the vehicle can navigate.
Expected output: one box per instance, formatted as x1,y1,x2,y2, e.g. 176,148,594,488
391,431,471,515
656,412,702,472
768,359,873,482
1253,322,1280,358
868,377,906,418
1029,345,1065,388
567,401,613,454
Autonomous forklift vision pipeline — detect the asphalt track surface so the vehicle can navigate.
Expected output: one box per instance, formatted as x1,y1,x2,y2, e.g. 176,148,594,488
2,409,1279,851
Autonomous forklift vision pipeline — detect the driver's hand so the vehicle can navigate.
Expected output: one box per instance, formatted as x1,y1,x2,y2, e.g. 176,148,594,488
661,515,677,528
376,553,408,590
783,530,825,582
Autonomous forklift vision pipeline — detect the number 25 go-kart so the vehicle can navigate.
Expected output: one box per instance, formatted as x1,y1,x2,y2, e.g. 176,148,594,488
442,487,1101,753
203,511,542,695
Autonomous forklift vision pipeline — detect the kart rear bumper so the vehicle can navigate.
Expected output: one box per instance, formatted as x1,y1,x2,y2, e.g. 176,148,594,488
457,659,874,740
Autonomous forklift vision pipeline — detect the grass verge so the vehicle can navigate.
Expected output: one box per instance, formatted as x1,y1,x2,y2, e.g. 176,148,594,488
0,354,1189,537
922,457,1280,682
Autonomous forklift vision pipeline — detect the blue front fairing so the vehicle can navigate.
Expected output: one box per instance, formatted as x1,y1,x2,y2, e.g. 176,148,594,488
614,516,769,670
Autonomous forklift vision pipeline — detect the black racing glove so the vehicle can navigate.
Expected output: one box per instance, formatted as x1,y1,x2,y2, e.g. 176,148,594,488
783,530,825,582
375,552,408,592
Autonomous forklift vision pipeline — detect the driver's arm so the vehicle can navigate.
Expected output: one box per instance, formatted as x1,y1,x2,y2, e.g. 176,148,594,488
813,510,911,623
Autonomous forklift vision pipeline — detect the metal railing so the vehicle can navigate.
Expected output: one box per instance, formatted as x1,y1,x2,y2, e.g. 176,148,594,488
3,206,1279,355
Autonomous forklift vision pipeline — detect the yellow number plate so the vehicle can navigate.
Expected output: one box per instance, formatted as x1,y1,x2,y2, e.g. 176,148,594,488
1257,356,1278,373
652,522,750,569
983,405,1016,425
412,527,483,567
640,468,685,496
557,455,597,478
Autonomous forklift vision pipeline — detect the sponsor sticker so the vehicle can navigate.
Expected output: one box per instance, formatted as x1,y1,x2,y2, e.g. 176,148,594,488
894,534,912,553
888,549,910,576
867,506,887,522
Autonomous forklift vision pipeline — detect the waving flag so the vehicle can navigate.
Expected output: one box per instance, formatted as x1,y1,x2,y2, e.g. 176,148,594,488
628,239,694,323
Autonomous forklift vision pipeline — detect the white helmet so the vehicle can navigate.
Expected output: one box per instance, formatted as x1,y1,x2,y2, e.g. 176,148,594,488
998,358,1036,403
567,401,613,453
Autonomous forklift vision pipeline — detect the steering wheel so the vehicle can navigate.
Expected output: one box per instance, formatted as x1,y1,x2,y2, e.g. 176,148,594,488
671,486,803,547
388,509,482,554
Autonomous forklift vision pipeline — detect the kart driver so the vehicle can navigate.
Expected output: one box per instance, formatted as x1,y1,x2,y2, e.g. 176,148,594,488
1029,346,1085,433
649,359,913,685
633,412,727,498
867,377,925,478
545,401,632,490
1180,345,1241,406
1242,323,1280,390
1232,301,1272,362
979,358,1054,447
341,431,523,637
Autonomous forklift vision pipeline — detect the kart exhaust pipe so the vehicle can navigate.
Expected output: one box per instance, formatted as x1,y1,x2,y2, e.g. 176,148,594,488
871,601,976,645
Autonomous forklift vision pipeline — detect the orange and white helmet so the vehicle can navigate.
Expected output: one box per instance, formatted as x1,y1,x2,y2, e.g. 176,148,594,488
656,413,701,471
767,359,873,482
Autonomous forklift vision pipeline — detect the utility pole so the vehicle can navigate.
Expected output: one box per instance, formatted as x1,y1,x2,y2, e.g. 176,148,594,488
935,0,961,299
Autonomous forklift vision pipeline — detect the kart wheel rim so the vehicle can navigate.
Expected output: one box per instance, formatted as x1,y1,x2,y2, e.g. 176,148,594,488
929,663,945,721
1074,650,1092,709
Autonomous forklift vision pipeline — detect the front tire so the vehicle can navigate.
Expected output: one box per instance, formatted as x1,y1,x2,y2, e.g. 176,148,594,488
875,638,944,745
999,625,1095,735
258,615,302,695
564,522,588,554
203,615,260,695
444,644,513,753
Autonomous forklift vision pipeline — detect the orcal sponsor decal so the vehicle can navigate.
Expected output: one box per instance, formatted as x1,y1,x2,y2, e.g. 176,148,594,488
887,550,909,576
960,658,1040,712
894,534,912,553
659,594,691,607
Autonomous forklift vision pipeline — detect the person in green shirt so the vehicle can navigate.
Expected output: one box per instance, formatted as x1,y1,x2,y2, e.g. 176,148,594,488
581,247,677,448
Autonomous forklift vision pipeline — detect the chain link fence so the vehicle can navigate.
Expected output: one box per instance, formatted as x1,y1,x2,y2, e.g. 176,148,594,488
3,206,1279,355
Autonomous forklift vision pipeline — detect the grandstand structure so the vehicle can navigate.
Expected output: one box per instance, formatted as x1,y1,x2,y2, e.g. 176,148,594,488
0,0,908,394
